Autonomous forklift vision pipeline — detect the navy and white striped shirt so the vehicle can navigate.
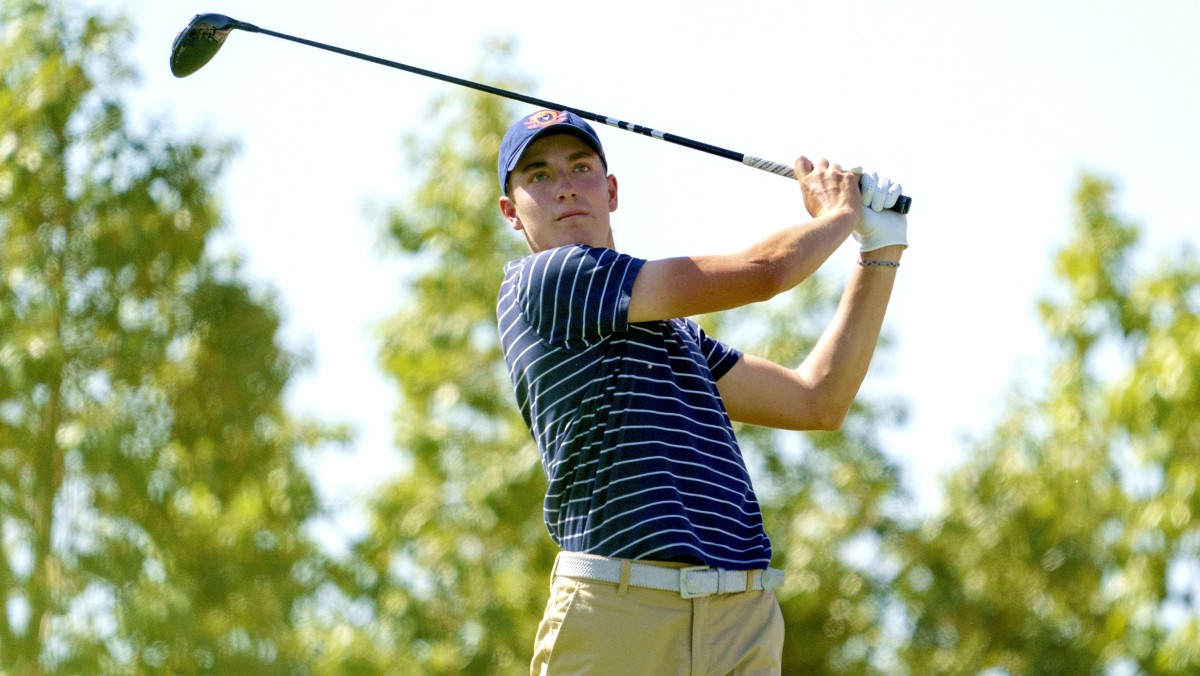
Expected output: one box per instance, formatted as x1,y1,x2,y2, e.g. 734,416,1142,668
497,245,771,569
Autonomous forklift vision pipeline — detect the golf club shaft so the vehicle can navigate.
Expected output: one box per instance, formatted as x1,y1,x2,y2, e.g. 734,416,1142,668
228,19,911,213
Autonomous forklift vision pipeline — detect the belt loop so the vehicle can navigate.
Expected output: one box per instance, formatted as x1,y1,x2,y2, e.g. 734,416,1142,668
551,552,562,581
746,570,760,594
617,559,632,596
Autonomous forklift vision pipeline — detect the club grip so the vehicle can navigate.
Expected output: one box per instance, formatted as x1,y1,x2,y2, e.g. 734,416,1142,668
856,175,911,214
742,155,912,214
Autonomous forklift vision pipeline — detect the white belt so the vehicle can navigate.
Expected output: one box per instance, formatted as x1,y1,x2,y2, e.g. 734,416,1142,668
554,552,786,599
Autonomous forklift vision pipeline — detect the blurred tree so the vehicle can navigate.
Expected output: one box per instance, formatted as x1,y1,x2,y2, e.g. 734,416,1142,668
336,43,909,674
0,1,342,672
893,175,1200,674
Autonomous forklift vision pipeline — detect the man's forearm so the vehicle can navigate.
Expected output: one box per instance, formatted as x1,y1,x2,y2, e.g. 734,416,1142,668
796,246,902,422
741,208,859,297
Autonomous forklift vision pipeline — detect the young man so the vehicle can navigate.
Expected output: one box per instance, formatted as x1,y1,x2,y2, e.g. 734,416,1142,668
496,109,906,675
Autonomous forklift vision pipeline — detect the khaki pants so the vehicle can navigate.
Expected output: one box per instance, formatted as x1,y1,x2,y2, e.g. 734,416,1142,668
531,560,784,675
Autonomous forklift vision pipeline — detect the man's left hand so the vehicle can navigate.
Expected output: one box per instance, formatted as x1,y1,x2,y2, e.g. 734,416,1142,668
853,172,908,252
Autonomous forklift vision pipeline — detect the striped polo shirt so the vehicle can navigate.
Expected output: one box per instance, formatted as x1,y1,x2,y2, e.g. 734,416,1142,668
497,244,771,569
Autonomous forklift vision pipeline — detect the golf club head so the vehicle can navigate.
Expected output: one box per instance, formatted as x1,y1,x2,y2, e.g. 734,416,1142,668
170,14,248,78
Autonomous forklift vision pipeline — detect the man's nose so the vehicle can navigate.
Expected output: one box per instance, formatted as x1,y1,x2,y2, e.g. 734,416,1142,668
555,176,578,200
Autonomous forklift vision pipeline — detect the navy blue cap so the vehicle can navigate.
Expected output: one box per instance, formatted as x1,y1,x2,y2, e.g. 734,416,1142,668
498,109,606,195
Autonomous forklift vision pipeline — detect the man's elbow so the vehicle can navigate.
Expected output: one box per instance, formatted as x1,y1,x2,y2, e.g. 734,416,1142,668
808,402,850,431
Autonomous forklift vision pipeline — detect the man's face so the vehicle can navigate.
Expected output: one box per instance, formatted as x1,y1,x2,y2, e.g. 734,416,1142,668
499,133,618,253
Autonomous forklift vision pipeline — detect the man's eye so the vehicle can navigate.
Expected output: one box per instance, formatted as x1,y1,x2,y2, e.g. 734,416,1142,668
530,172,549,182
573,164,591,173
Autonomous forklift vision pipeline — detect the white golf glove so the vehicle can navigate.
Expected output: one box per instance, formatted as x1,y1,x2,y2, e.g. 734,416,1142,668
852,171,908,252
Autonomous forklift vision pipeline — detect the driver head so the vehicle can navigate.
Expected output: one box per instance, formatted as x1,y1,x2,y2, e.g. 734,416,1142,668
170,14,242,78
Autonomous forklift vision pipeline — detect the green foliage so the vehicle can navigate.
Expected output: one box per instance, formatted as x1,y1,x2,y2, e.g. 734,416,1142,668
0,1,342,672
894,175,1200,674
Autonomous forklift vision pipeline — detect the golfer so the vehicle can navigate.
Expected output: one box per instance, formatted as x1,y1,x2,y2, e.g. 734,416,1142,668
496,109,906,675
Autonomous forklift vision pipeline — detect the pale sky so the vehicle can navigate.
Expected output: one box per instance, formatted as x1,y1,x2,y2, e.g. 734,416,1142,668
91,0,1198,549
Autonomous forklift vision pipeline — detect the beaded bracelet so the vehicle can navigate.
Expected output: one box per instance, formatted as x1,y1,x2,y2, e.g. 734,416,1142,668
858,259,900,268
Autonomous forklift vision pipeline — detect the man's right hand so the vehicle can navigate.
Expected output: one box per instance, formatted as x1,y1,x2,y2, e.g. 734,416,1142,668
796,156,863,221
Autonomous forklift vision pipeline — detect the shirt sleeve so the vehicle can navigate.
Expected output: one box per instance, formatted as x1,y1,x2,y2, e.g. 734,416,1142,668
693,321,742,380
514,245,645,345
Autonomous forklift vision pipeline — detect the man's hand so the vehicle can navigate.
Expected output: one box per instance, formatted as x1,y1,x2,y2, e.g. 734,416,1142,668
853,172,908,252
796,156,863,220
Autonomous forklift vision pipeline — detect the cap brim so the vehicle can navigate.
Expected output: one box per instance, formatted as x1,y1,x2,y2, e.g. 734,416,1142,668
503,127,606,188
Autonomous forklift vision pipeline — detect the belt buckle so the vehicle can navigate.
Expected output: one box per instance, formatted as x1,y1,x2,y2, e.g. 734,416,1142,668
679,565,713,599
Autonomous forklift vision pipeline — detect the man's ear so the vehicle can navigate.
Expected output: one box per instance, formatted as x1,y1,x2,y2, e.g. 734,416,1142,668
499,195,523,230
607,174,619,213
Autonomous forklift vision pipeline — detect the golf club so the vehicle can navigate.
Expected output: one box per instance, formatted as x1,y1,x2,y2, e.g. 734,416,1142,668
170,13,911,214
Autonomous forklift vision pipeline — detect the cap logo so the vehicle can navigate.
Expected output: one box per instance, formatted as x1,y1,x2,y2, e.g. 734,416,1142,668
524,109,566,130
